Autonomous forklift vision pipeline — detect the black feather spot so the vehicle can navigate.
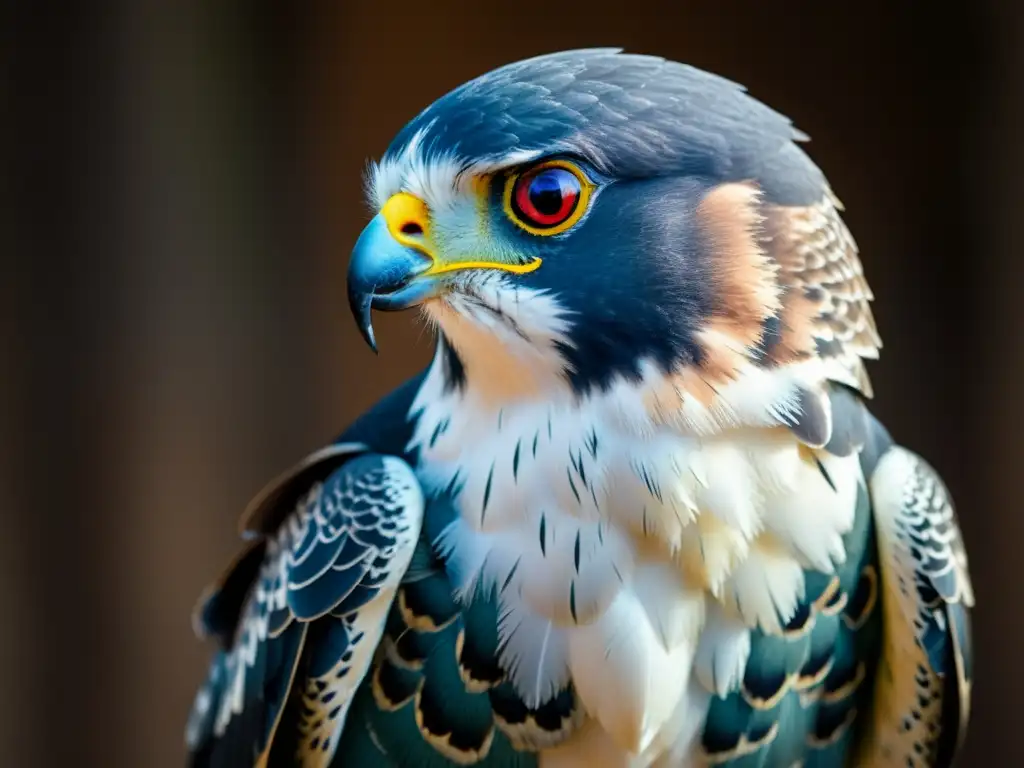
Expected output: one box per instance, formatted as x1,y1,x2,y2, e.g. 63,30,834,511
401,575,458,629
784,599,813,635
481,463,495,524
815,456,837,492
440,338,466,392
417,681,492,754
843,565,878,629
458,628,504,689
813,705,856,741
566,469,581,505
501,558,521,594
429,419,447,448
742,665,789,709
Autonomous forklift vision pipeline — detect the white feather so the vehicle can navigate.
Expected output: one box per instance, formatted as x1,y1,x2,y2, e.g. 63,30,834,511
540,717,648,768
694,601,752,698
368,125,468,212
567,590,694,754
498,602,573,709
603,433,700,552
677,514,750,597
648,681,713,768
759,450,860,572
538,681,710,768
425,283,576,404
519,514,635,626
675,358,819,435
721,536,806,634
432,517,494,598
631,561,706,650
688,441,763,540
746,432,804,494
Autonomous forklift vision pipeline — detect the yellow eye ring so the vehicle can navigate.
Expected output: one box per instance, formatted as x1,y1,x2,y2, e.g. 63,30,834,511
503,160,594,236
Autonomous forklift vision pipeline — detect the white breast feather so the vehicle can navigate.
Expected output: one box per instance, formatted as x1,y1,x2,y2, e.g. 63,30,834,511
409,349,862,765
694,601,753,698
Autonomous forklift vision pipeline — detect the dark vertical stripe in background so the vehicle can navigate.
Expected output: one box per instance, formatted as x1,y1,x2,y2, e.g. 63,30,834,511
1,2,1014,766
7,4,124,765
976,1,1024,761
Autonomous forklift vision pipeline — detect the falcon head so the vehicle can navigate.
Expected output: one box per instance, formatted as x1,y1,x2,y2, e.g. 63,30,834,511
348,49,879,430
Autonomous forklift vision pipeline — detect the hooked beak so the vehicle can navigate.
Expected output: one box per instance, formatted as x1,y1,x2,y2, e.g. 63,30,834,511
346,195,439,352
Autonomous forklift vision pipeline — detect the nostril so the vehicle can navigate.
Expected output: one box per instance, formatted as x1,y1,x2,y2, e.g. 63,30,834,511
400,221,423,236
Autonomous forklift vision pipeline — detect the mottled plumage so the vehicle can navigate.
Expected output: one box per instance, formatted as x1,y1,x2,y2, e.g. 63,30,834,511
187,49,972,767
188,450,423,766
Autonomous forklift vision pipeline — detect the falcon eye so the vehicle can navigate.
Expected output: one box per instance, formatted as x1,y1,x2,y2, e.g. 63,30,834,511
504,161,592,235
515,168,579,226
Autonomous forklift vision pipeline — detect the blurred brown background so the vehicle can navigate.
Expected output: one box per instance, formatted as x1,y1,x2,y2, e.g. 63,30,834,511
4,1,1019,766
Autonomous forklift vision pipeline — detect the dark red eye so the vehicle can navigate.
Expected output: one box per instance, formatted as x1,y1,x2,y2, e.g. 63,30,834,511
512,166,582,229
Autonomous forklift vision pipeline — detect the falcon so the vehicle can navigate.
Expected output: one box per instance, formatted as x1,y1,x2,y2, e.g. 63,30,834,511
185,48,974,768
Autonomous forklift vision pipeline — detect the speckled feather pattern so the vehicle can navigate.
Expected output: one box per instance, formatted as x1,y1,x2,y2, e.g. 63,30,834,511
186,454,424,767
762,192,880,396
854,448,974,767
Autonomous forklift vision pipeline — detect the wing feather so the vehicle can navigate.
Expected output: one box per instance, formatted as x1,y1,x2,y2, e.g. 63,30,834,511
186,449,425,768
858,441,974,767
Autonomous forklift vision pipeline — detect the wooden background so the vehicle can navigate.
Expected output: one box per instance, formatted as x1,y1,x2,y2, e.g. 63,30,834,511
5,2,1019,765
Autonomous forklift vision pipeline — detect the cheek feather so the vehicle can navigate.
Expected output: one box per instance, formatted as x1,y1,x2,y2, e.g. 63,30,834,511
650,182,784,411
695,322,756,384
763,202,828,364
696,182,781,351
770,286,820,365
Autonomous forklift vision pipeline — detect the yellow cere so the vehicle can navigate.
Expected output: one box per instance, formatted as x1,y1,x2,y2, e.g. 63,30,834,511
381,190,542,277
382,192,433,252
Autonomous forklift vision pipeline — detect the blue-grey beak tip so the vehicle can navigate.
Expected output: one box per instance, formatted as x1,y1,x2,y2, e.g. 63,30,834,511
347,279,379,353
